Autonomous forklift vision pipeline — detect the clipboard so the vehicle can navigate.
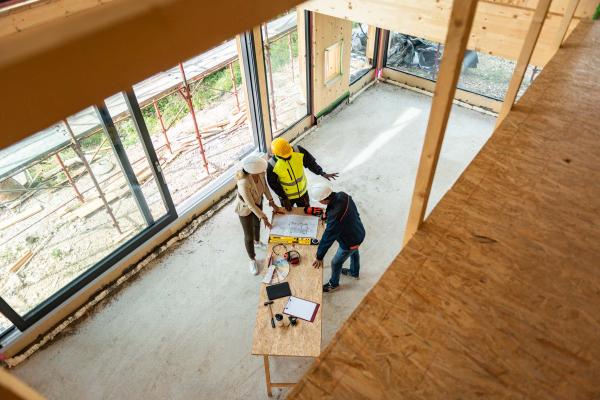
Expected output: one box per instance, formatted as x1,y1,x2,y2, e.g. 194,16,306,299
283,296,320,322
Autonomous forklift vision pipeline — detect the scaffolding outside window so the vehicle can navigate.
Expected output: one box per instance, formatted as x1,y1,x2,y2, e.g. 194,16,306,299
0,27,269,338
385,31,541,101
0,101,174,336
132,38,256,210
262,9,310,137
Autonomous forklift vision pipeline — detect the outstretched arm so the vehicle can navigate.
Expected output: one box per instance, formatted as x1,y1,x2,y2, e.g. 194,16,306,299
297,145,338,180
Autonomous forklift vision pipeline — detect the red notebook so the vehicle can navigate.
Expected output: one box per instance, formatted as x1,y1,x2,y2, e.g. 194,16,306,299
283,296,320,322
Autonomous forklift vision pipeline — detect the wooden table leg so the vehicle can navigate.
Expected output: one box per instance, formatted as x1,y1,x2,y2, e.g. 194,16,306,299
263,355,273,397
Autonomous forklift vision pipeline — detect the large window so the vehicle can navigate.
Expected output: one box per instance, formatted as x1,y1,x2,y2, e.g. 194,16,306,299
0,99,175,336
0,29,268,338
386,31,540,101
349,22,374,83
133,38,257,209
0,27,284,339
262,9,310,137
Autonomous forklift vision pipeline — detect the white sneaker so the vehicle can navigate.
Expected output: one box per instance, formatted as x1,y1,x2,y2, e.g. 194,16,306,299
249,260,258,275
254,241,267,250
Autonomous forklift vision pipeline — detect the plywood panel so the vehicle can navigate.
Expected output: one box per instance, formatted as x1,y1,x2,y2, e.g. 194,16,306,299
302,0,595,66
309,10,352,117
289,20,600,399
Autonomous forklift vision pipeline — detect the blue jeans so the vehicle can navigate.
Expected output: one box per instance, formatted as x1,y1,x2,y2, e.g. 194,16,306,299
329,247,360,286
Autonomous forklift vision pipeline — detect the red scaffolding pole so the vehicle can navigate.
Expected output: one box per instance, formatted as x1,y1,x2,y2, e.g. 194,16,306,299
64,120,122,234
153,99,173,154
54,152,84,203
178,63,210,175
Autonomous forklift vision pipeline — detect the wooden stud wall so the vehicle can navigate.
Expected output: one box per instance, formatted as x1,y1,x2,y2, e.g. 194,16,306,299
301,0,596,66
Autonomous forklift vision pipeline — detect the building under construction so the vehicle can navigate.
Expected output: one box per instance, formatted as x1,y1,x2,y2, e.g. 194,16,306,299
0,0,598,398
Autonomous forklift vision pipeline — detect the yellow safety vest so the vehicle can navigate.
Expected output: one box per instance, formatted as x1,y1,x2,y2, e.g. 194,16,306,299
271,151,308,199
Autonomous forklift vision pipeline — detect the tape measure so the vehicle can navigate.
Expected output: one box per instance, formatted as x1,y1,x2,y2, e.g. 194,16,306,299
269,235,319,245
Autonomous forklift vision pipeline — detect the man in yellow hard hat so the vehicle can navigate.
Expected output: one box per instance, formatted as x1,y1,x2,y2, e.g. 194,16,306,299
267,138,338,210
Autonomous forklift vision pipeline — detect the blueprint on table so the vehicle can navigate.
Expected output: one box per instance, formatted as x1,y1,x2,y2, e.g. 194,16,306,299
270,214,319,238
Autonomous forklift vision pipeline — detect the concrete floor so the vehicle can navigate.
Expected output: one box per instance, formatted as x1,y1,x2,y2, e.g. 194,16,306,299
12,82,494,399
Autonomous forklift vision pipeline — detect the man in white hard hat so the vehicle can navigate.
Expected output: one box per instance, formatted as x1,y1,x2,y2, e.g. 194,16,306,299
310,181,365,292
235,155,284,275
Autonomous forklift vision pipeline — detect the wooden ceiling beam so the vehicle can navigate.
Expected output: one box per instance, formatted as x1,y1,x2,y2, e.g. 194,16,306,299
0,0,302,150
0,0,117,38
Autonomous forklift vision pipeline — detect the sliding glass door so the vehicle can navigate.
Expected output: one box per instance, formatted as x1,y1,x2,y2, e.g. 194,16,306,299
0,28,269,338
0,92,175,335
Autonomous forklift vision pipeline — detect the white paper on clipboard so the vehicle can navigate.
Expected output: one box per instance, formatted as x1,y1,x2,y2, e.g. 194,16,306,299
283,296,320,322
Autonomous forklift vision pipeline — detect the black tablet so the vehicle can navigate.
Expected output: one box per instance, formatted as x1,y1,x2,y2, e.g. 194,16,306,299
266,282,291,300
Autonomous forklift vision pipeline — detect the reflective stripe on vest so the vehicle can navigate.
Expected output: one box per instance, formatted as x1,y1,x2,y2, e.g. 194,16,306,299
272,152,308,199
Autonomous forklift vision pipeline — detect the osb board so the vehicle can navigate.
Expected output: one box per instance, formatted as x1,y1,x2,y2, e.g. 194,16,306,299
289,21,600,399
251,208,325,357
310,11,353,116
302,0,595,66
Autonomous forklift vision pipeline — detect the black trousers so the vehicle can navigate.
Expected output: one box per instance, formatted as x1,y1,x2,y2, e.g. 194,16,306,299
281,192,310,209
239,207,261,260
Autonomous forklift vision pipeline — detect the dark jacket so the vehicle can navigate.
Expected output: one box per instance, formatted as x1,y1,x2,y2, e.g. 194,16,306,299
267,145,325,199
316,192,365,260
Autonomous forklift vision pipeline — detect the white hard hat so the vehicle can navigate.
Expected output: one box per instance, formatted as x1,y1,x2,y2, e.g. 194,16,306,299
309,181,333,201
242,155,268,174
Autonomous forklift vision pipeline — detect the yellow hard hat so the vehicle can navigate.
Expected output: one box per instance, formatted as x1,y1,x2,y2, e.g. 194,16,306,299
271,138,293,158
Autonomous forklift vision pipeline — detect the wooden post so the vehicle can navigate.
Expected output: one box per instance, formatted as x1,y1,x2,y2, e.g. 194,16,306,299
64,120,122,234
247,26,274,147
554,0,581,48
496,0,552,127
263,355,272,397
262,23,279,132
403,0,479,246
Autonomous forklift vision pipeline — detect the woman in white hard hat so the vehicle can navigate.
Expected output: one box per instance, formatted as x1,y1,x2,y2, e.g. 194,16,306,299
235,155,284,275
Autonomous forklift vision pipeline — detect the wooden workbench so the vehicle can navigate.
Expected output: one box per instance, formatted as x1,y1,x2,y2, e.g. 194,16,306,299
288,21,600,399
251,208,324,396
